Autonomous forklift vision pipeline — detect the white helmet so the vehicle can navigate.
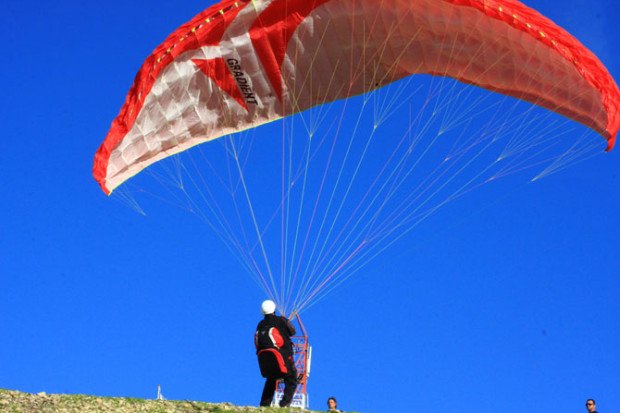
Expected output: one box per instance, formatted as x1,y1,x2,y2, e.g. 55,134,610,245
261,299,276,315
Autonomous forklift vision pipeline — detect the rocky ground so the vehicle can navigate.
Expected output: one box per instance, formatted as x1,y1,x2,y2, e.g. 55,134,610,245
0,389,326,413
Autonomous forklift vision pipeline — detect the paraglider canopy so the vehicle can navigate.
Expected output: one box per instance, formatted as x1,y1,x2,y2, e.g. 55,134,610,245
94,0,619,195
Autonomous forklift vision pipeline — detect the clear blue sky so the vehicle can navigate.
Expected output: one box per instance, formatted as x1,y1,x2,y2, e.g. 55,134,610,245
1,1,618,413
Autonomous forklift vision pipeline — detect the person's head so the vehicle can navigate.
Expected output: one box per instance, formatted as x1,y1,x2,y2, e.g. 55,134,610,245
586,399,596,412
327,397,338,410
261,299,276,315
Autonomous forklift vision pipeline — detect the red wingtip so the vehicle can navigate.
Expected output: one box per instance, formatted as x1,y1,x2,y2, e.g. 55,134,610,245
605,132,616,152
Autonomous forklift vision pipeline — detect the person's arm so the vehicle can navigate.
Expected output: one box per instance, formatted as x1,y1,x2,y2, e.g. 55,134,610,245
283,317,296,336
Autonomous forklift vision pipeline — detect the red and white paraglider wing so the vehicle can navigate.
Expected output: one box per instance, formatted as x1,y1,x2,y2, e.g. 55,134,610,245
94,0,620,194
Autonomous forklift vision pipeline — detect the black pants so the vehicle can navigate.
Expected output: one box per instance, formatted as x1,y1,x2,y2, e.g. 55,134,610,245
259,356,298,407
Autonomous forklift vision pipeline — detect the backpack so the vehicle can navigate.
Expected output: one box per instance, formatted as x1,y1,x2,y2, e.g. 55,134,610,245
255,325,285,350
255,324,288,378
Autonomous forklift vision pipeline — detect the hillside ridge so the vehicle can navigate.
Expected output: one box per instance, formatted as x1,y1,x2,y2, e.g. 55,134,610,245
0,389,338,413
